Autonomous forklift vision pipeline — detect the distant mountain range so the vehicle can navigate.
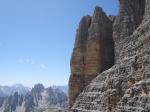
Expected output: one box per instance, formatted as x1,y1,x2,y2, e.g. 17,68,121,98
52,85,68,95
0,84,68,112
0,84,68,97
0,84,30,97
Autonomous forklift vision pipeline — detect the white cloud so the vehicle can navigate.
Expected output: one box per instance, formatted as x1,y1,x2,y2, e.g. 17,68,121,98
25,58,30,63
38,64,47,69
18,58,47,69
19,58,33,65
25,58,33,64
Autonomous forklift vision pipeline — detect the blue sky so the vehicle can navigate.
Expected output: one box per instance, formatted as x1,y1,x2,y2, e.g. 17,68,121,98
0,0,118,87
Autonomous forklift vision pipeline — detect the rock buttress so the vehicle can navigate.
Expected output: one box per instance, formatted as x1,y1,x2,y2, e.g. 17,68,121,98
71,0,150,112
68,15,91,110
84,7,114,86
113,0,145,63
68,6,114,111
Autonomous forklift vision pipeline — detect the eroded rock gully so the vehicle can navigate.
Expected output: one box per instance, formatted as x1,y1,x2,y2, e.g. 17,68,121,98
69,0,150,111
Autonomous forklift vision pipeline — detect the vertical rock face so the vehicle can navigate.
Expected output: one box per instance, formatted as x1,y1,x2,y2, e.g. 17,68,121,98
145,0,150,17
84,7,114,86
108,15,116,23
69,6,114,110
69,15,91,110
70,0,150,112
113,0,145,62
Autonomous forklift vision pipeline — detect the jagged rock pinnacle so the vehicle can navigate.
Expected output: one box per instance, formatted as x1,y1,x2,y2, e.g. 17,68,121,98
68,5,114,111
70,0,150,111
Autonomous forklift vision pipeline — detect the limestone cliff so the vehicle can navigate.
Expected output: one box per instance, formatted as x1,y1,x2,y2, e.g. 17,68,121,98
69,15,91,110
69,0,150,111
69,6,114,110
113,0,145,62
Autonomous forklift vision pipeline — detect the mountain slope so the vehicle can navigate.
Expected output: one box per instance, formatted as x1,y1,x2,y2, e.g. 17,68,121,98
0,84,67,112
0,84,30,97
69,0,150,111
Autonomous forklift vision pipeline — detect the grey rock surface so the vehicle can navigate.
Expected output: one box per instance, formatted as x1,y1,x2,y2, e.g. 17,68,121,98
0,84,67,112
0,84,30,97
70,0,150,111
69,6,114,110
113,0,145,63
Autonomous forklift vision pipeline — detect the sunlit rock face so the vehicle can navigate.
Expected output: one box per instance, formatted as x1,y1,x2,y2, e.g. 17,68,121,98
69,0,150,112
69,15,91,111
68,6,114,111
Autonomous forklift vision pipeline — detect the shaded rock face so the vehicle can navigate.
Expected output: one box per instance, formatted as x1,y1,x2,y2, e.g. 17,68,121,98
108,15,116,23
0,92,24,112
84,7,114,86
145,0,150,17
70,0,150,112
113,0,146,62
69,6,114,110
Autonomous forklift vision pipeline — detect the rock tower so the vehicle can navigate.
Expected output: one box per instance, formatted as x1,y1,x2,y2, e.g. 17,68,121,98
69,6,114,110
69,0,150,111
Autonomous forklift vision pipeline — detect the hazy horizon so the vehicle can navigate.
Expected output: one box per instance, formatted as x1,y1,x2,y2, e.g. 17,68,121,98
0,0,118,87
0,83,68,88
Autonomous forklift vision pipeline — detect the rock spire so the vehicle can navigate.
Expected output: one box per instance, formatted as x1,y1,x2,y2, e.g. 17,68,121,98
69,6,114,110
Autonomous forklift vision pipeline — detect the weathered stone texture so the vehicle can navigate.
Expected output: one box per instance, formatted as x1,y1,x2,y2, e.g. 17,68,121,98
70,0,150,111
108,15,116,23
69,15,91,110
145,0,150,17
84,7,114,86
68,6,114,110
72,17,150,111
113,0,145,63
